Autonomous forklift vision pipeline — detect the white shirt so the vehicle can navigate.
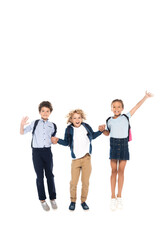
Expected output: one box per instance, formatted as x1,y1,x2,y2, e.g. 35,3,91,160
73,125,90,159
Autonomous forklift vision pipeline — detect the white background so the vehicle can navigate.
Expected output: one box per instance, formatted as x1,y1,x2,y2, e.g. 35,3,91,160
0,0,160,239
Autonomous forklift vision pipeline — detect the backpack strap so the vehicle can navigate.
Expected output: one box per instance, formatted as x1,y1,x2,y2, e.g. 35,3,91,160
122,114,131,141
66,124,72,147
31,119,39,147
106,117,111,132
51,123,57,137
122,114,131,129
82,123,91,135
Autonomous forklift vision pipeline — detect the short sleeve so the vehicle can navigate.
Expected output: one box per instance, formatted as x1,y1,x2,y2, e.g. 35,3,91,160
23,121,35,134
126,112,131,119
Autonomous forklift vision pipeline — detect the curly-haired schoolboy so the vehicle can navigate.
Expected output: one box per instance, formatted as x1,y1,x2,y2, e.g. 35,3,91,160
52,109,103,211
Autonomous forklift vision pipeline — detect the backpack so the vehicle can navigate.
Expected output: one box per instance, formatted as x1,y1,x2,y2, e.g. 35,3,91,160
66,124,72,147
31,119,57,147
106,114,132,141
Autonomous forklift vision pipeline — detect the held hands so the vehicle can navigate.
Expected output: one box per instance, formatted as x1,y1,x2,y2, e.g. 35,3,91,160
99,124,110,136
99,124,106,132
51,137,59,144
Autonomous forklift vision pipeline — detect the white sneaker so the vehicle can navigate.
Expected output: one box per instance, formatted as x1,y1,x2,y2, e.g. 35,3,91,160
50,200,58,210
116,197,123,209
110,198,117,211
41,201,50,211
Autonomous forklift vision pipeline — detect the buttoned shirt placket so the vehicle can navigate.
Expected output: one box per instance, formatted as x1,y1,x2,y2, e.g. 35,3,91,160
43,120,46,147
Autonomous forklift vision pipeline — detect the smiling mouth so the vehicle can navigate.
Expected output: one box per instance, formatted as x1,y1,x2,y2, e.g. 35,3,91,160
115,111,120,115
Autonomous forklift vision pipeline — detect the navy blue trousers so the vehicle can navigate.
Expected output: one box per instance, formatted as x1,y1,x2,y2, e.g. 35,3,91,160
32,148,56,201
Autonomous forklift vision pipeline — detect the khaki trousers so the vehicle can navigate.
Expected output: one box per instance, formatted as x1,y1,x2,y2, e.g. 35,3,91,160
70,153,92,203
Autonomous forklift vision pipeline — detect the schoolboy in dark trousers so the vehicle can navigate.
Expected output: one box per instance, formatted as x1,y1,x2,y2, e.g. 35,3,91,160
20,101,57,211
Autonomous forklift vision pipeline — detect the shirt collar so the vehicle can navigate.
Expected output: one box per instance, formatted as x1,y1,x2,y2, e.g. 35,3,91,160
40,118,49,123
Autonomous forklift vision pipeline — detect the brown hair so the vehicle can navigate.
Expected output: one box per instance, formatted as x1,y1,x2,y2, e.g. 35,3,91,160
66,109,86,124
38,101,53,112
111,99,124,108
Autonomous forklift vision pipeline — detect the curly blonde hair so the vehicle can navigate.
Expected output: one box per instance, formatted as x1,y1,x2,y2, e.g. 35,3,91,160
66,109,86,124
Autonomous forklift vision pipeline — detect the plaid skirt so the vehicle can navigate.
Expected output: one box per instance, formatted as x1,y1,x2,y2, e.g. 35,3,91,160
109,137,130,160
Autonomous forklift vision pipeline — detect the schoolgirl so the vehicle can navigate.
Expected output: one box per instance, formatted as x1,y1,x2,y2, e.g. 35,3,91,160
99,91,153,210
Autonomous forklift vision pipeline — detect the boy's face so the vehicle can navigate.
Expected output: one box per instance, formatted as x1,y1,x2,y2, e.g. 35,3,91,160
111,101,123,117
71,113,82,128
39,107,51,120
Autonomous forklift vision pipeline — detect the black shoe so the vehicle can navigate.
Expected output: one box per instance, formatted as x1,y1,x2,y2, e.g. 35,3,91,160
69,202,76,211
81,202,89,210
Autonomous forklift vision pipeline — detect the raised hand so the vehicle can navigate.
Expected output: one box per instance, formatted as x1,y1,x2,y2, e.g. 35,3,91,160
21,116,29,126
145,91,154,98
130,91,154,116
20,116,29,134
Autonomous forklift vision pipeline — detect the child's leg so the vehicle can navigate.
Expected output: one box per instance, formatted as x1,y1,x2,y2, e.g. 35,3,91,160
70,159,81,202
110,160,118,198
81,154,92,203
117,160,127,197
43,149,56,200
32,149,46,201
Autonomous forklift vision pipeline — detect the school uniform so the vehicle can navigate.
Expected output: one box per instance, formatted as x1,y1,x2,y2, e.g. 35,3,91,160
24,119,57,201
58,122,102,203
106,113,131,160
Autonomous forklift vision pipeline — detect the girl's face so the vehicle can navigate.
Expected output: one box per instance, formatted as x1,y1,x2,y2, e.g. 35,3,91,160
111,101,124,117
39,107,51,120
71,113,82,128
